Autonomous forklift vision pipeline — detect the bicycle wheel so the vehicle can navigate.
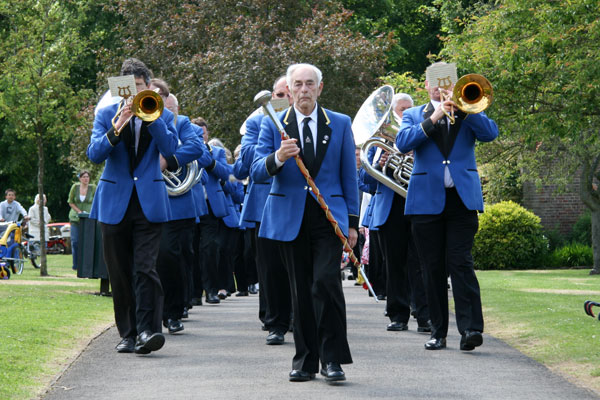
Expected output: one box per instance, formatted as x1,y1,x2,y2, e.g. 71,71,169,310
9,245,24,275
29,241,40,269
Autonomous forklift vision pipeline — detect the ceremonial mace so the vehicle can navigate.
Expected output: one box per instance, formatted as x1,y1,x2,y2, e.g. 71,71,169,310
254,91,378,302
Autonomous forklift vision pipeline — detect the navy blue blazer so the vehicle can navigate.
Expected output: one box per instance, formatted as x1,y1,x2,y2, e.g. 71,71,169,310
222,180,244,228
358,144,397,228
250,105,359,242
165,115,204,221
397,103,498,215
189,124,213,219
88,103,178,224
233,113,272,229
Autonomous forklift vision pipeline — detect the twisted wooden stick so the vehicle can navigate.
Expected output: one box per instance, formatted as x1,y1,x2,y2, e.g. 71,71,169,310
254,91,378,301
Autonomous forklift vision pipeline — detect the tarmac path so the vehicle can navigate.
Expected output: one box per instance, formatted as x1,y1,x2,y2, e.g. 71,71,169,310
43,281,598,400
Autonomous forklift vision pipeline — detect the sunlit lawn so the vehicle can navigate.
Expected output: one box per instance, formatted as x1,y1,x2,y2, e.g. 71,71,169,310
477,269,600,393
0,255,114,400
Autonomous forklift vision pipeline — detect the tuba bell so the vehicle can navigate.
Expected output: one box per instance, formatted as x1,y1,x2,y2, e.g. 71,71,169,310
163,159,199,197
352,85,413,198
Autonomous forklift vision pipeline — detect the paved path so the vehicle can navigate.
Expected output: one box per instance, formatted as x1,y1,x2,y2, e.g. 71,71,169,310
44,281,598,400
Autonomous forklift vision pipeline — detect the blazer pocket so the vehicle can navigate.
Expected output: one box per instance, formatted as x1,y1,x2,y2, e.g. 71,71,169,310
330,194,343,198
467,169,478,172
100,178,116,184
411,172,427,176
269,193,285,197
153,179,165,182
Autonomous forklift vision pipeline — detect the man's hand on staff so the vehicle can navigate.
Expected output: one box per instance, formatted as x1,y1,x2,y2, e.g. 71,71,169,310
348,228,358,249
276,138,300,163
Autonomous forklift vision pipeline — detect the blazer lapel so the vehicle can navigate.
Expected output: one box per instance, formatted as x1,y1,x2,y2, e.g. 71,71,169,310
312,106,332,178
135,122,153,168
423,102,448,158
283,107,304,166
447,117,462,157
119,120,135,174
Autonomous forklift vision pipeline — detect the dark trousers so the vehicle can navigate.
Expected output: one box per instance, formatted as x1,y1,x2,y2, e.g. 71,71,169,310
278,196,352,373
199,208,222,296
156,218,195,321
368,229,386,296
217,224,236,292
407,236,430,325
101,190,163,338
410,188,483,339
192,222,204,299
231,228,247,292
378,194,411,323
256,222,291,334
243,228,258,285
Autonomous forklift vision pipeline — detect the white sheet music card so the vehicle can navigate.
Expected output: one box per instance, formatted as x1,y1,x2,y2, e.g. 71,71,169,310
425,63,458,89
270,98,289,113
108,75,137,99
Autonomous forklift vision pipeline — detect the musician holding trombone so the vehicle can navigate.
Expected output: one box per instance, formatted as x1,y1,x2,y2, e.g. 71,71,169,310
88,58,178,355
396,62,498,351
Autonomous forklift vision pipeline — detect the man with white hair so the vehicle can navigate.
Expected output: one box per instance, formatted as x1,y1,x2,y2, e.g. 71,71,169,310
251,63,359,382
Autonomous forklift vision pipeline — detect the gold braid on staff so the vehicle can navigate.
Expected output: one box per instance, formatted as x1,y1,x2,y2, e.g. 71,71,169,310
254,91,378,302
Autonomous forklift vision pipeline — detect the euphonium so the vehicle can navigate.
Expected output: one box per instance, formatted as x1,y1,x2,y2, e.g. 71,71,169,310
352,85,413,198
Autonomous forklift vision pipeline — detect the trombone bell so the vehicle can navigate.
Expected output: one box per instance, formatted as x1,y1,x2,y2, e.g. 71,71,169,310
453,74,493,114
132,89,164,122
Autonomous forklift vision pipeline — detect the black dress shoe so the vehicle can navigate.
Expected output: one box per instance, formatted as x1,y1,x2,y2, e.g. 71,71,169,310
190,297,203,306
205,293,220,304
376,294,387,301
387,321,408,331
182,307,189,319
417,320,432,333
320,362,346,382
235,291,249,297
167,319,184,334
266,331,284,345
424,337,447,350
116,337,135,353
460,330,483,351
289,369,315,382
217,291,227,300
134,331,165,354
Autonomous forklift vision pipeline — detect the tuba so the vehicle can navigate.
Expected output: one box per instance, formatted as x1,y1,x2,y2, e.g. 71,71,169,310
353,85,413,198
164,159,199,197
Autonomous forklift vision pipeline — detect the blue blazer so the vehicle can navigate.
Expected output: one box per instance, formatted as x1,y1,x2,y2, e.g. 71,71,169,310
222,180,244,228
357,145,394,228
165,115,204,221
203,145,233,218
250,105,359,242
190,124,214,219
233,113,272,229
396,103,498,215
88,103,178,224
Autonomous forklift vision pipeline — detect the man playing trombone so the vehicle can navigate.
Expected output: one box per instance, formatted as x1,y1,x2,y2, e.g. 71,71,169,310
396,62,498,351
88,58,178,355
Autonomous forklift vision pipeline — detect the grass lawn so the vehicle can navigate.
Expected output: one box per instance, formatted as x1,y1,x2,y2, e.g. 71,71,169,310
0,254,114,400
478,269,600,394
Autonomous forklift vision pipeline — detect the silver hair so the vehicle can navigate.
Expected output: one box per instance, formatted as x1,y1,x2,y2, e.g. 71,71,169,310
168,93,179,107
273,75,287,91
392,93,414,108
286,63,322,88
208,138,225,149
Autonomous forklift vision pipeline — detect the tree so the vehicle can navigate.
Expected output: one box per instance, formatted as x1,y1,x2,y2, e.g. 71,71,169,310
99,0,390,149
0,0,91,275
440,0,600,273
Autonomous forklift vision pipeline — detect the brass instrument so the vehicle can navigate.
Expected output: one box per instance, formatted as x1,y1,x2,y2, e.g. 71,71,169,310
352,85,413,198
439,74,493,125
164,159,199,197
111,89,164,135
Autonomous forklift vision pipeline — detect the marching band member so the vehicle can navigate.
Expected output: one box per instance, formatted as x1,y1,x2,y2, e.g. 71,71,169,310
360,93,430,333
251,63,359,382
397,62,498,351
88,58,178,354
234,75,293,344
149,79,204,333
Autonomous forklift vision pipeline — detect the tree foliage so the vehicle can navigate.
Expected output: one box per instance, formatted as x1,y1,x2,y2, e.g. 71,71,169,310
440,0,600,272
99,0,390,149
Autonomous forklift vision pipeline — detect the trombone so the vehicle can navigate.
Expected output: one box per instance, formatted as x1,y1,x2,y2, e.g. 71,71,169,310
111,89,164,135
439,74,493,124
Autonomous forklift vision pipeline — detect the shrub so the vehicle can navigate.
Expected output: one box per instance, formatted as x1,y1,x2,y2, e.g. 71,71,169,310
547,243,593,268
568,211,591,246
543,227,566,252
473,201,548,270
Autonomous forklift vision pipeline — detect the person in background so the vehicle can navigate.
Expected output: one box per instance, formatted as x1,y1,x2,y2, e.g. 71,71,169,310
28,194,51,242
68,170,96,271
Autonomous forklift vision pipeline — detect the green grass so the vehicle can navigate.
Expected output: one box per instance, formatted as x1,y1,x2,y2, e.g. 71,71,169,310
477,269,600,392
0,255,114,400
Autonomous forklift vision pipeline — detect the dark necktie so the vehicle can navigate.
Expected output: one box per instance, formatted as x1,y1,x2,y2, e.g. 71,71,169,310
303,117,315,169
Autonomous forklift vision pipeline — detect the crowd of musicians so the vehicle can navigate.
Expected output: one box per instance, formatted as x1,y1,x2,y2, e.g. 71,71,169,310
87,58,498,383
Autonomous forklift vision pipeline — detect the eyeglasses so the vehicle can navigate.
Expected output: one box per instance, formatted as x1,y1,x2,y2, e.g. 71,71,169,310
274,92,287,98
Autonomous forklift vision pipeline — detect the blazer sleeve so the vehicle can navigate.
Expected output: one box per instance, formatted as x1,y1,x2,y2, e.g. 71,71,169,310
396,108,430,154
163,117,204,171
250,116,281,183
340,117,360,230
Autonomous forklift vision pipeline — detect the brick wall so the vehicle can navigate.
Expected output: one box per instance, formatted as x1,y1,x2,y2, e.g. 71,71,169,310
522,178,587,235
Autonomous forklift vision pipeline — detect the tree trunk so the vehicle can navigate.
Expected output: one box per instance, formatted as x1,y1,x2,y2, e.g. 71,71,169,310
591,209,600,275
38,136,48,277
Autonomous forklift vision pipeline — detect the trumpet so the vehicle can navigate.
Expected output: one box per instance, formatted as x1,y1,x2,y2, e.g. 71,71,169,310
111,89,164,135
439,74,493,124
